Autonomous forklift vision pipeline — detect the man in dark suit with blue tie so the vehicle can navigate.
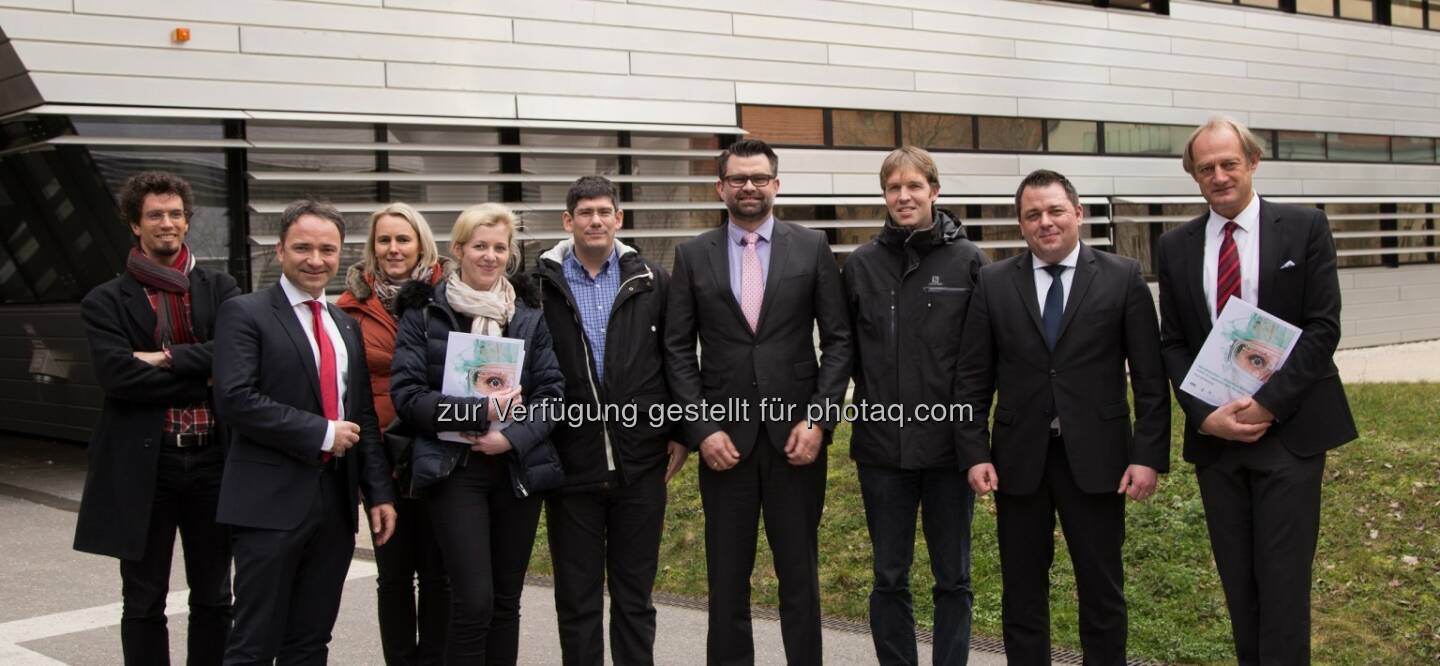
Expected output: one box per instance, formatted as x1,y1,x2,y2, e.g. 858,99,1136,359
213,200,397,665
664,139,851,665
956,169,1171,665
1157,117,1356,665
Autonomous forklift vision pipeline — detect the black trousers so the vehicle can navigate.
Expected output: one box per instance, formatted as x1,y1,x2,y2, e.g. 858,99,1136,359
372,494,449,666
545,462,668,666
994,437,1127,666
1196,440,1325,666
699,431,827,666
120,441,232,666
224,465,354,666
425,453,541,665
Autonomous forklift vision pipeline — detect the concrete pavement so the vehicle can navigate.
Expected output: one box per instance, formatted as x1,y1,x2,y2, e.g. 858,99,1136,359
0,435,1005,665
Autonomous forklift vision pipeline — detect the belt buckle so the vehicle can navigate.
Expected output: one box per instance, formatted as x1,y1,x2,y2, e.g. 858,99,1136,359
175,432,205,448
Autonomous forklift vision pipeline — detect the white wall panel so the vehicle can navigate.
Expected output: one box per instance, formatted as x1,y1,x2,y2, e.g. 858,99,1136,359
1302,35,1433,64
1170,36,1349,70
926,0,1112,29
1247,62,1394,90
828,45,1110,84
72,0,513,41
1110,67,1299,98
1172,90,1348,116
1105,11,1298,48
1300,83,1435,108
16,42,384,87
635,0,914,28
734,14,1014,58
516,95,734,125
387,62,735,103
632,52,910,91
513,18,827,63
29,71,517,117
738,82,1017,116
1018,41,1246,77
241,27,630,75
1248,112,1395,134
0,8,240,52
1017,99,1225,126
917,72,1171,106
0,0,73,10
915,10,1172,53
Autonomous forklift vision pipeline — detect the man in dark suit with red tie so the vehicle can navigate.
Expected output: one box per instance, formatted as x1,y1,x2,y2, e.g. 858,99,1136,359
1157,117,1356,664
213,200,397,665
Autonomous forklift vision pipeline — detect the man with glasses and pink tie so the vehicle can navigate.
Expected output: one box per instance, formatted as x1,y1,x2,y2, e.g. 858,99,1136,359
664,139,851,666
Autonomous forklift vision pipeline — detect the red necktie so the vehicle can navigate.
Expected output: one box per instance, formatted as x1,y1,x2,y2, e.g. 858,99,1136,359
307,300,339,462
1216,221,1241,316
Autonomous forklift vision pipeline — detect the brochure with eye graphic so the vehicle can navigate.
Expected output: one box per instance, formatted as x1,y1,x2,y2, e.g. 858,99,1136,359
439,331,525,444
1180,298,1301,407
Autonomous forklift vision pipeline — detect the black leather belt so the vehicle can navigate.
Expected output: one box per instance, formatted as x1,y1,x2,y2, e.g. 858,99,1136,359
164,431,211,448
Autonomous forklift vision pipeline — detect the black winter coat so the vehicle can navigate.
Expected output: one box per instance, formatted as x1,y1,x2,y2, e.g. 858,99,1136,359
533,240,673,491
74,268,240,560
842,208,989,470
390,276,565,498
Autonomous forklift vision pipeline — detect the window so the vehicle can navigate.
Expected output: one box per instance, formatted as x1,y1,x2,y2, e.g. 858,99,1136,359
901,113,973,151
1240,0,1283,8
1296,0,1335,14
1103,123,1189,156
1046,120,1099,153
978,117,1043,152
1328,133,1390,162
1278,131,1326,161
738,105,824,146
1393,137,1436,163
832,110,896,148
1339,0,1374,19
1392,0,1426,26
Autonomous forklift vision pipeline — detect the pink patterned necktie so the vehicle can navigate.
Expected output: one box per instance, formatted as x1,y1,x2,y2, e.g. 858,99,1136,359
740,231,763,333
1216,221,1240,316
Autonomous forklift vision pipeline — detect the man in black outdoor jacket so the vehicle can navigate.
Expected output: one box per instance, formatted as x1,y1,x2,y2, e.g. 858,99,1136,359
534,175,686,665
841,146,989,665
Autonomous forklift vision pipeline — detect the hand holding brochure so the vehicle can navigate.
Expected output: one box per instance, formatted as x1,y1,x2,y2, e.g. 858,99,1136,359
1180,298,1301,407
439,331,525,444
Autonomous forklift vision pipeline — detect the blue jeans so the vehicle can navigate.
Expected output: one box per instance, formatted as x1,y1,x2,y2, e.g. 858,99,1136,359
857,464,975,666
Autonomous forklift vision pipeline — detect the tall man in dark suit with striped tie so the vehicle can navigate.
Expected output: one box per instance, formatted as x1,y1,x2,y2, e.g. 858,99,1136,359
1156,117,1356,664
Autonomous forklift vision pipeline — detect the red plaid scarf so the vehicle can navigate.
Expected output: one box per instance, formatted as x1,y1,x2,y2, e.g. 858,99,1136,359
126,245,196,346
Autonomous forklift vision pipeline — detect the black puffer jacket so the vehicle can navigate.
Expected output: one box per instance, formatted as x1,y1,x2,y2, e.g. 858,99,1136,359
842,208,989,470
533,239,673,491
390,276,565,498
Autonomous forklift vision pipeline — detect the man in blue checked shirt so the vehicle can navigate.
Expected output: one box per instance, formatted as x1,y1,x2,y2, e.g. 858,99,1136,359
532,175,686,665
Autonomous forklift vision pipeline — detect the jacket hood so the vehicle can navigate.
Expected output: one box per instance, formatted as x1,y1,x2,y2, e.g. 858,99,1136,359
538,238,639,269
344,257,456,300
394,271,539,314
877,207,967,249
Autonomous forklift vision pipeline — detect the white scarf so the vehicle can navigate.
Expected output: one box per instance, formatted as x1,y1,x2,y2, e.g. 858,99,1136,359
445,272,515,336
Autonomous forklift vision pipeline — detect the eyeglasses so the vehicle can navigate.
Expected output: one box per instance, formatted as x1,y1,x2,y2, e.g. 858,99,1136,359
571,207,616,219
143,209,190,223
721,174,775,188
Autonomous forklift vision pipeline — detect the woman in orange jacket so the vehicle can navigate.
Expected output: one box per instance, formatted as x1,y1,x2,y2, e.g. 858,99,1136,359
338,202,452,665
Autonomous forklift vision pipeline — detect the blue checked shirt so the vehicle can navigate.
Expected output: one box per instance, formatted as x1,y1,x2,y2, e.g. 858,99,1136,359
562,247,622,383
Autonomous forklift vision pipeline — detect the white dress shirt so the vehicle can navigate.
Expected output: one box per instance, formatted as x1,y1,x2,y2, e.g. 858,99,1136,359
279,274,349,451
1202,193,1262,322
1032,242,1081,434
1032,242,1081,313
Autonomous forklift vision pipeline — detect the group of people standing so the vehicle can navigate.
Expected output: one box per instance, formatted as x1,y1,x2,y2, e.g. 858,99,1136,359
73,115,1353,666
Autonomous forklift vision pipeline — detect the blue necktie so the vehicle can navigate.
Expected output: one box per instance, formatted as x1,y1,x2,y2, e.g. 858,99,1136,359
1042,264,1067,351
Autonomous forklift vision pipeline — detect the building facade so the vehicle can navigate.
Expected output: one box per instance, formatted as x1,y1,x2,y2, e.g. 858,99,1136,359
1,0,1438,440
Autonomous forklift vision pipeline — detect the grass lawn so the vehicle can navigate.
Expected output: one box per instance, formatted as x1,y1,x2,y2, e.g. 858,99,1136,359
528,383,1440,664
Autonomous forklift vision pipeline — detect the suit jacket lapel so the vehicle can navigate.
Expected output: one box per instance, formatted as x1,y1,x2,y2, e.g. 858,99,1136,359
705,226,750,333
1010,253,1046,344
1054,243,1097,345
119,275,158,345
1184,219,1212,335
269,283,323,407
189,271,212,341
755,221,790,336
1257,199,1283,311
328,302,363,415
